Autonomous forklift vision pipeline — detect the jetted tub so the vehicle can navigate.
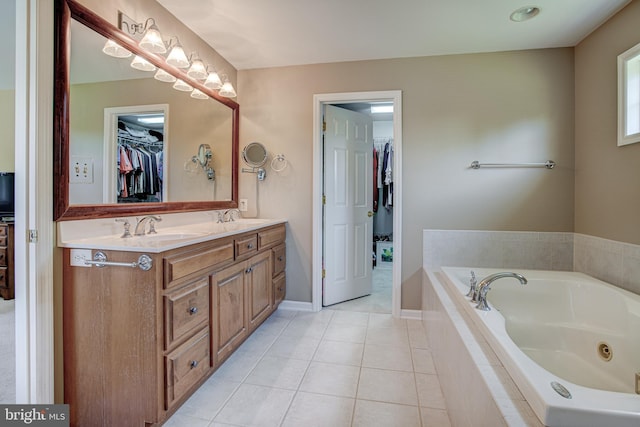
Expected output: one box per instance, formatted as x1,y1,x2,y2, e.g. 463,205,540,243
440,267,640,427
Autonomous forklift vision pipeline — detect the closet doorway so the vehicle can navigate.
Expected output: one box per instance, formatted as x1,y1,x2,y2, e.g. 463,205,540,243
312,91,402,317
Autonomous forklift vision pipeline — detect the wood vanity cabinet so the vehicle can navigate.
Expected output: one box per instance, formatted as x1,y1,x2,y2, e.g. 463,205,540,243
63,223,286,427
0,222,14,300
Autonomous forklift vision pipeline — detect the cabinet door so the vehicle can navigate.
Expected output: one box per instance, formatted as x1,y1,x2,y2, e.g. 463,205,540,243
211,262,249,364
247,251,273,330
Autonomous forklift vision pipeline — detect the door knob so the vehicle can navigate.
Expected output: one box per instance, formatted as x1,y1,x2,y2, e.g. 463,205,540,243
367,211,374,217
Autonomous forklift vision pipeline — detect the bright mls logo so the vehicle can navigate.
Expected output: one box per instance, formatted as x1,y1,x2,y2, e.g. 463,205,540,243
0,405,69,426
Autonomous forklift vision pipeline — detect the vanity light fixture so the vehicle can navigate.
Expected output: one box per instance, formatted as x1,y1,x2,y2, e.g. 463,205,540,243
173,79,193,92
510,6,540,22
190,89,209,100
102,39,132,58
153,68,177,83
187,57,208,80
130,55,156,72
165,38,190,68
203,71,223,90
218,76,237,98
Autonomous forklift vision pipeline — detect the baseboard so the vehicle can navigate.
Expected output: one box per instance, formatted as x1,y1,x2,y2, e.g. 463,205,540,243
400,309,422,320
278,300,314,312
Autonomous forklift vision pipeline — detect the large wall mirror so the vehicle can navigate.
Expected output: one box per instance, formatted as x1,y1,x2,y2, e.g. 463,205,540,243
54,0,239,220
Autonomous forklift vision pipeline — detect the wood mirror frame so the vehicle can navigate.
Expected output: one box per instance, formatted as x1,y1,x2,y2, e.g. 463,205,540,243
53,0,239,220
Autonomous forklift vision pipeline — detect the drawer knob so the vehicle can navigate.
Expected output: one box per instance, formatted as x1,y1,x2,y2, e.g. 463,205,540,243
0,274,3,281
190,360,198,369
0,254,4,261
278,256,284,262
247,243,254,249
189,306,198,315
245,267,253,274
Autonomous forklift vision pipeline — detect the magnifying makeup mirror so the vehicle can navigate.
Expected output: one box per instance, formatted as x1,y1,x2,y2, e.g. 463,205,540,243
242,142,268,180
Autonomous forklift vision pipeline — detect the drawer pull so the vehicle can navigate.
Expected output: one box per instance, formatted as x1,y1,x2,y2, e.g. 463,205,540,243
247,243,254,249
278,256,284,262
190,360,198,369
0,274,3,281
0,254,4,261
189,306,198,315
245,267,253,274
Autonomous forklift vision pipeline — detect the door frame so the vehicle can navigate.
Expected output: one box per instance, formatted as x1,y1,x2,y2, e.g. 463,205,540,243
312,91,402,317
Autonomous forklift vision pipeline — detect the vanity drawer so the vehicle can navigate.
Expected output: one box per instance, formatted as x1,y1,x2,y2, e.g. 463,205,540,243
272,244,286,276
0,236,6,247
273,272,286,307
164,241,234,288
258,224,285,249
164,277,210,350
0,268,6,287
0,248,6,267
0,226,6,237
235,234,258,258
165,328,210,409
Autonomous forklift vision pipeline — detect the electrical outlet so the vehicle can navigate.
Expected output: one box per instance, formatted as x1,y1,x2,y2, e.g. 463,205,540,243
239,199,248,212
70,249,92,267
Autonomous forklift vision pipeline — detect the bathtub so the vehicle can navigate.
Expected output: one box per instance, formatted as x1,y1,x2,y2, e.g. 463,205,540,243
438,267,640,427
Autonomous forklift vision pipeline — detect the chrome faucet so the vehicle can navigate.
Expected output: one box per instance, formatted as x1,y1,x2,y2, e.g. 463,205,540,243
134,215,162,236
466,270,478,301
475,272,527,311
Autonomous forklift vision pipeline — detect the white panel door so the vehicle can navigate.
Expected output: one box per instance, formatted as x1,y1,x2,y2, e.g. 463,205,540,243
323,105,373,306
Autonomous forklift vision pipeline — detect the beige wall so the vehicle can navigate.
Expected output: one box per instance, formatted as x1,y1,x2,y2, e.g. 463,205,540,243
575,0,640,245
0,90,14,171
238,48,575,308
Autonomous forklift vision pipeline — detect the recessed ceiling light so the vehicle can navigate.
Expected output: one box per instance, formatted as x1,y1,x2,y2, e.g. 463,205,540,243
510,6,540,22
371,104,393,114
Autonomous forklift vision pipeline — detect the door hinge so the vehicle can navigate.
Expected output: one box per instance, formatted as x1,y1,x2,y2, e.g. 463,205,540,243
29,229,38,243
322,121,326,132
322,194,326,205
322,269,326,279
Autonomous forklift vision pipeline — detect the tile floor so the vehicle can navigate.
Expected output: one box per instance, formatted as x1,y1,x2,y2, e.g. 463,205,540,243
165,267,452,427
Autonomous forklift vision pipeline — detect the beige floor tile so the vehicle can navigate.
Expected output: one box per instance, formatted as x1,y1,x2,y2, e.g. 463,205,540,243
177,377,240,421
162,412,211,427
408,326,431,349
281,392,354,427
366,326,410,347
244,355,310,390
415,373,447,409
281,318,329,339
329,310,370,326
313,340,364,366
352,400,421,427
357,368,418,405
362,343,413,371
299,361,360,397
323,323,367,343
264,334,320,360
421,407,452,427
211,350,262,382
213,383,295,427
412,348,437,374
293,309,335,323
368,313,407,329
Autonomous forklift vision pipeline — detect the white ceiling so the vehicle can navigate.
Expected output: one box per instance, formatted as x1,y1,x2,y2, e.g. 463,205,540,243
157,0,631,70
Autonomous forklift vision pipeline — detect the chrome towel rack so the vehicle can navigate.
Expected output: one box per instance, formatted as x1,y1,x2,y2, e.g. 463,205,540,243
470,160,555,170
84,251,153,271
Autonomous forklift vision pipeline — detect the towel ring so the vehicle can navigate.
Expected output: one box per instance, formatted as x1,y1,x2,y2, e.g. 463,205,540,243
271,154,288,172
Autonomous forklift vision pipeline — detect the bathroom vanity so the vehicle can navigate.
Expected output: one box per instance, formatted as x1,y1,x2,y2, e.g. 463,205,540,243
60,218,286,426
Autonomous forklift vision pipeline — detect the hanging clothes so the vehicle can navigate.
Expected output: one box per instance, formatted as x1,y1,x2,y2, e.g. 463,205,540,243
373,147,379,212
374,138,394,211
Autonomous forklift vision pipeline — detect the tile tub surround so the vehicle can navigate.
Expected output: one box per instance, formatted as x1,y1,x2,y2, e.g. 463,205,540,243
422,270,542,427
423,229,640,297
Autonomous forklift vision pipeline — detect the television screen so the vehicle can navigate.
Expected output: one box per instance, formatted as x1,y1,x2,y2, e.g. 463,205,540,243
0,172,15,215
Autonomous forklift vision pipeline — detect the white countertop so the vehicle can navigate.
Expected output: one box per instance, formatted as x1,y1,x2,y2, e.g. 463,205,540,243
57,211,286,253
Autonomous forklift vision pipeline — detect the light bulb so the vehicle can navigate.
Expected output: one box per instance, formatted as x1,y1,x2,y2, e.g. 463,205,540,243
102,39,131,58
130,55,156,72
187,58,208,80
166,42,190,68
139,24,166,53
154,68,176,83
173,79,193,92
204,71,222,90
219,81,236,98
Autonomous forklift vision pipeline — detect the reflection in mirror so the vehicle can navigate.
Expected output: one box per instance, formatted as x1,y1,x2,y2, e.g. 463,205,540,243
54,0,239,220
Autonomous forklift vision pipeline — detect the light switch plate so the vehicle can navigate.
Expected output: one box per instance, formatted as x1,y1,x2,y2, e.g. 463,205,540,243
70,156,94,184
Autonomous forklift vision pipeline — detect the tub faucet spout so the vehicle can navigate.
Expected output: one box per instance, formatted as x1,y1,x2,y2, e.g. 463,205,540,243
475,272,527,311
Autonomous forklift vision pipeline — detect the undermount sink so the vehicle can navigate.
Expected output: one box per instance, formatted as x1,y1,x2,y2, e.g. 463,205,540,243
141,232,207,242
